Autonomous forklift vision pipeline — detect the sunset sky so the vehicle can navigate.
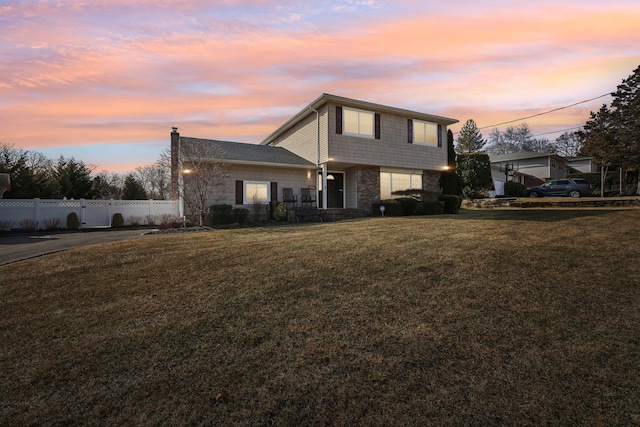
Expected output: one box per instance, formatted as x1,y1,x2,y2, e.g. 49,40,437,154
2,0,639,173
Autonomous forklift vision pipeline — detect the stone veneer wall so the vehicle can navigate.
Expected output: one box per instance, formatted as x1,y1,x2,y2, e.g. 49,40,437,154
422,170,442,197
355,165,381,214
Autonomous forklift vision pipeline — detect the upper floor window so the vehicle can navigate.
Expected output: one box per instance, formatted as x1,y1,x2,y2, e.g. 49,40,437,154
412,120,438,146
343,107,374,138
336,106,380,139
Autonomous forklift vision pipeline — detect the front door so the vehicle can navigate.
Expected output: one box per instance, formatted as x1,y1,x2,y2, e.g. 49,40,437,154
319,172,344,208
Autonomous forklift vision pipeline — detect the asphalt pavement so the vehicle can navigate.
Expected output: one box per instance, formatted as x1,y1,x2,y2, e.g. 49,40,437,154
0,229,152,266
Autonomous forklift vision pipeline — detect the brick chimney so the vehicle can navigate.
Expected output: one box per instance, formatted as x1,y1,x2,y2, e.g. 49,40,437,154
170,127,180,200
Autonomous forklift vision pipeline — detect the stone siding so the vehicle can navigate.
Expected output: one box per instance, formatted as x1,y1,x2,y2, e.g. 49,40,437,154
422,170,442,198
355,165,381,213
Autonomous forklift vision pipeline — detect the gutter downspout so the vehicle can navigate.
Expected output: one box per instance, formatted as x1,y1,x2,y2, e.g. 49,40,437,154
309,106,325,209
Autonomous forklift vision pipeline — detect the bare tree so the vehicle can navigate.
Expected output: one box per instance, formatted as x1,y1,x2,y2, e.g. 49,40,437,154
135,160,171,200
92,171,124,199
485,123,554,154
180,140,229,225
553,132,582,158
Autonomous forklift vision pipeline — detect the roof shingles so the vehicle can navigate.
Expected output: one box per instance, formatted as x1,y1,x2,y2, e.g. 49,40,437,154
180,137,314,167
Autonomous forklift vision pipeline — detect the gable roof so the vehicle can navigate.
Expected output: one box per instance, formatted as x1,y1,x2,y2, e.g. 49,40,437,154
261,93,459,146
490,152,566,163
180,137,314,168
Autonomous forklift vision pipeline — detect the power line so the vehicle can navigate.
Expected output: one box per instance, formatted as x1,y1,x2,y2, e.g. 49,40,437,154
532,126,583,138
476,93,611,130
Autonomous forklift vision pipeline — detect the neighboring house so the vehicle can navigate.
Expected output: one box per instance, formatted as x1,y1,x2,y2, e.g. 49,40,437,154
488,152,595,196
490,152,574,189
171,93,458,216
565,156,597,174
489,164,532,197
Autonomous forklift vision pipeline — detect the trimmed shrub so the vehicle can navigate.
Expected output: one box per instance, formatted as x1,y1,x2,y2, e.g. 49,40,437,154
439,170,463,196
0,219,13,231
209,204,234,225
504,181,525,197
439,195,463,214
269,201,288,222
66,212,80,230
372,200,403,216
396,197,418,215
418,201,445,215
112,213,124,228
233,208,249,225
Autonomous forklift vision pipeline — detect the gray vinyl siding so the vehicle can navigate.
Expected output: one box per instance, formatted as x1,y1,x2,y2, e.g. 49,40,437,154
218,164,316,208
327,102,448,171
267,104,328,165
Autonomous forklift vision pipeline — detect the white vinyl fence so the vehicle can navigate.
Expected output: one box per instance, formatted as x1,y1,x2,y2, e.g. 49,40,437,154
0,198,179,230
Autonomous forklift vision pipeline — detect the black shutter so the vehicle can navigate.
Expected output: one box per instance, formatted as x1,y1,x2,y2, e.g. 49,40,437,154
270,182,277,202
374,113,381,139
336,106,343,134
437,124,443,147
235,180,243,205
407,119,413,144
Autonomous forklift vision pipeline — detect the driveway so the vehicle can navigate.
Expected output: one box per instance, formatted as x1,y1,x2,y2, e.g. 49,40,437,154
0,229,151,266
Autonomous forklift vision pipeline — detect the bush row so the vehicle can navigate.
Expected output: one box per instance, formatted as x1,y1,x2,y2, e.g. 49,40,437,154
208,201,290,226
0,212,188,232
372,195,462,216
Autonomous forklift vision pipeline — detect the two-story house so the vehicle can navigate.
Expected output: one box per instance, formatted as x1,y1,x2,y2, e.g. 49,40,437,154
171,93,458,217
490,152,573,190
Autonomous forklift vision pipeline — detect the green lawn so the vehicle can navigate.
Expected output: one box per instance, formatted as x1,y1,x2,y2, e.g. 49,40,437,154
1,209,639,425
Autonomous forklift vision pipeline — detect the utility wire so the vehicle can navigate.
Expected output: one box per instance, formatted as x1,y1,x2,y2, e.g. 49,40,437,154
531,126,583,138
476,93,611,130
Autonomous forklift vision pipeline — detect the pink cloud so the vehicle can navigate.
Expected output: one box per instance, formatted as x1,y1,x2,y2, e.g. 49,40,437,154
1,0,639,172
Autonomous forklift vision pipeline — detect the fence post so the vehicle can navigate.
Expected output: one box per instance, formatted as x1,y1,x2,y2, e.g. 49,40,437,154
80,198,86,227
34,198,40,229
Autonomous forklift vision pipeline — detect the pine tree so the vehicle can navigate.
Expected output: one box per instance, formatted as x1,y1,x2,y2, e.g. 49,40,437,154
121,174,148,200
578,105,621,197
579,64,640,195
610,64,640,179
456,119,485,153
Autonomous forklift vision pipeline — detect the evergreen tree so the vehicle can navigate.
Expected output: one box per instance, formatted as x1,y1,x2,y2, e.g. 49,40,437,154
121,174,148,200
447,129,456,167
53,156,95,199
457,153,492,199
456,119,485,153
440,130,462,195
0,144,57,198
578,105,625,196
610,64,640,183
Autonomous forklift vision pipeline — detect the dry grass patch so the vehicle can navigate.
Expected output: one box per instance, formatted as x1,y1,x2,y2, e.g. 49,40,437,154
1,210,640,425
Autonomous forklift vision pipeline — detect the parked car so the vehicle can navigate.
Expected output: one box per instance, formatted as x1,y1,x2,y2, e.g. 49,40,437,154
524,178,593,198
